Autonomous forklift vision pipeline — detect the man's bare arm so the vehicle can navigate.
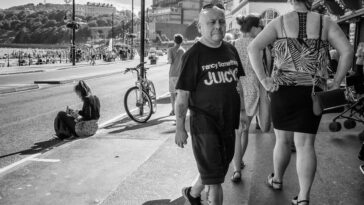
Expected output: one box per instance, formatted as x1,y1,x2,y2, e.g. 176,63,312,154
175,89,190,131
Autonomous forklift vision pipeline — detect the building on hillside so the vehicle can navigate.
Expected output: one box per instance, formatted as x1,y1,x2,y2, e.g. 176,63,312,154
225,0,291,36
74,3,116,17
84,2,116,17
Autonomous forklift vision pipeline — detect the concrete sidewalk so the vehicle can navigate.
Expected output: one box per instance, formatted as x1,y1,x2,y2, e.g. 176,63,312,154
0,96,363,205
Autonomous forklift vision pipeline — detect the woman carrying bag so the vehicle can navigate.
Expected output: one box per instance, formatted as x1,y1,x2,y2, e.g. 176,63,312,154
230,15,272,182
54,80,100,139
248,0,353,204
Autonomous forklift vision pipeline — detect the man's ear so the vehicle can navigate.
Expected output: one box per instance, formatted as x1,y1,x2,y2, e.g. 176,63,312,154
197,23,202,34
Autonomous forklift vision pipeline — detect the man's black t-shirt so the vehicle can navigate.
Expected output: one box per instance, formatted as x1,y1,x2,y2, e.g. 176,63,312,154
176,41,245,134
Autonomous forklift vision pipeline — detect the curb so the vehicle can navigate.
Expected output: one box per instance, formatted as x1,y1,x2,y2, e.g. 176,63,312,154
34,71,123,84
0,60,136,75
0,84,39,94
0,70,44,76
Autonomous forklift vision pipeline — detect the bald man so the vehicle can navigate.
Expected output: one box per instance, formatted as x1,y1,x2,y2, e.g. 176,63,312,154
175,4,245,205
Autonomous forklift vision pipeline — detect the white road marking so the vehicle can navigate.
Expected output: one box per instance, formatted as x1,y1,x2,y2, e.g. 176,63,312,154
28,158,61,163
0,153,40,174
0,92,170,175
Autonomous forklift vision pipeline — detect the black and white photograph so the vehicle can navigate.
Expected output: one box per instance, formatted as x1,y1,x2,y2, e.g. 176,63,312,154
0,0,363,204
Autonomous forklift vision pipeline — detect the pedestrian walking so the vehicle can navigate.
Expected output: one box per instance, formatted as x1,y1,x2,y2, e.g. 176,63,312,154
175,3,244,205
167,34,185,116
91,53,96,66
230,15,272,182
54,80,100,140
247,0,353,204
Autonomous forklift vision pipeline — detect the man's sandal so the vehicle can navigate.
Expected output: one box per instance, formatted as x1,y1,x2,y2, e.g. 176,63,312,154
267,173,282,190
231,171,241,183
291,196,309,205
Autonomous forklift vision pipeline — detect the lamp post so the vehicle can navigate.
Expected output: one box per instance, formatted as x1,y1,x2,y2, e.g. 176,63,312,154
140,0,145,77
122,20,125,43
7,53,10,67
131,0,134,59
72,0,76,66
65,0,76,65
111,12,114,47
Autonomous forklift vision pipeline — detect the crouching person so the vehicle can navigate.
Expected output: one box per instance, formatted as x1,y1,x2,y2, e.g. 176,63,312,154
54,80,100,139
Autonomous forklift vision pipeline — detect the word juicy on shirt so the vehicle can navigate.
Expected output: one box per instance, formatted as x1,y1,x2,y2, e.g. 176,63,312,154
202,60,239,86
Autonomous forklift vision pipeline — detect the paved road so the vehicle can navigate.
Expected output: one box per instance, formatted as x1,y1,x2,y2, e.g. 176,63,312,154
0,59,150,85
0,59,170,169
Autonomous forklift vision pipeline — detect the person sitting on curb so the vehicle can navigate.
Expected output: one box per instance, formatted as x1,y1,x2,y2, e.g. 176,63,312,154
54,80,100,140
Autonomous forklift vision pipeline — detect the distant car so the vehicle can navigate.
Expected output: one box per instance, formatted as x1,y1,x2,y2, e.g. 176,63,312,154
156,50,163,56
148,47,158,60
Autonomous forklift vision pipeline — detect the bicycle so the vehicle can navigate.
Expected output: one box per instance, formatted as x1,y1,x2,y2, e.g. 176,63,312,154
123,62,157,123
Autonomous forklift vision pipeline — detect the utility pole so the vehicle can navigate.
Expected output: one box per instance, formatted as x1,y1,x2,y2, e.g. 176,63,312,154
140,0,145,77
122,20,125,43
72,0,76,66
111,12,114,46
131,0,134,59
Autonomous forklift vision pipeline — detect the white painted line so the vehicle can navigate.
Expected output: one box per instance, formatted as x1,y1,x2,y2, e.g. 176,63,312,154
98,113,128,128
0,153,41,174
28,158,61,163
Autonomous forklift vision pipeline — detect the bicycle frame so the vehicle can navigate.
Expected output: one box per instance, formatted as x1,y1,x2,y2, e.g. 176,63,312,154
126,64,149,114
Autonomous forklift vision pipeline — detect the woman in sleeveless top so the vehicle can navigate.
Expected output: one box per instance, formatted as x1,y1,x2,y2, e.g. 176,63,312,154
230,15,272,182
248,0,353,204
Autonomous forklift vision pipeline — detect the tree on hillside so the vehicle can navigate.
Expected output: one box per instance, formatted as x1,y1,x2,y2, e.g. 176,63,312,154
88,20,97,27
96,19,108,27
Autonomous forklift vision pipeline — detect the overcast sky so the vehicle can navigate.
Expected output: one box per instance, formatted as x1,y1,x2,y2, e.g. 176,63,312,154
0,0,153,11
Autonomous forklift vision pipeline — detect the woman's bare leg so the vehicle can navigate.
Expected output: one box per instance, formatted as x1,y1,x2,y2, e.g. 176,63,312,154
294,132,317,202
273,129,294,182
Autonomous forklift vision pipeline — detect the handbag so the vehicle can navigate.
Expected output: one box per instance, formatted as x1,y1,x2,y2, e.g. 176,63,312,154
311,85,347,116
310,15,347,116
75,119,98,137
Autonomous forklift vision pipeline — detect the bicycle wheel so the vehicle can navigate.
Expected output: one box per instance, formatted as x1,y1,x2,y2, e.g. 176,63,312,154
124,86,153,123
147,80,157,113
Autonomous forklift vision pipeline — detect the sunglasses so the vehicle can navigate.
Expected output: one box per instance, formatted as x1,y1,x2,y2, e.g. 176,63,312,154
202,3,225,10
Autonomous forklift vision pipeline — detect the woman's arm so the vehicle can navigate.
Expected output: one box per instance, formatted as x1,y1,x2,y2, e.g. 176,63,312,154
79,99,92,120
248,19,279,91
327,17,354,88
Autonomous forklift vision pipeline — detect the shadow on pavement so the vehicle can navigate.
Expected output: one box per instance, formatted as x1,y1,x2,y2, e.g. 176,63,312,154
142,197,186,205
0,137,68,158
105,116,175,134
157,96,171,105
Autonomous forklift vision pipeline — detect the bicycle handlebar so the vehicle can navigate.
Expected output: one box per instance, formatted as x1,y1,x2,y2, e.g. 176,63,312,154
124,65,149,74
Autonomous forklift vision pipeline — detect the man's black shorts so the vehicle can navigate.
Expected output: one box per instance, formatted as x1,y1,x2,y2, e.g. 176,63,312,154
190,112,235,185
